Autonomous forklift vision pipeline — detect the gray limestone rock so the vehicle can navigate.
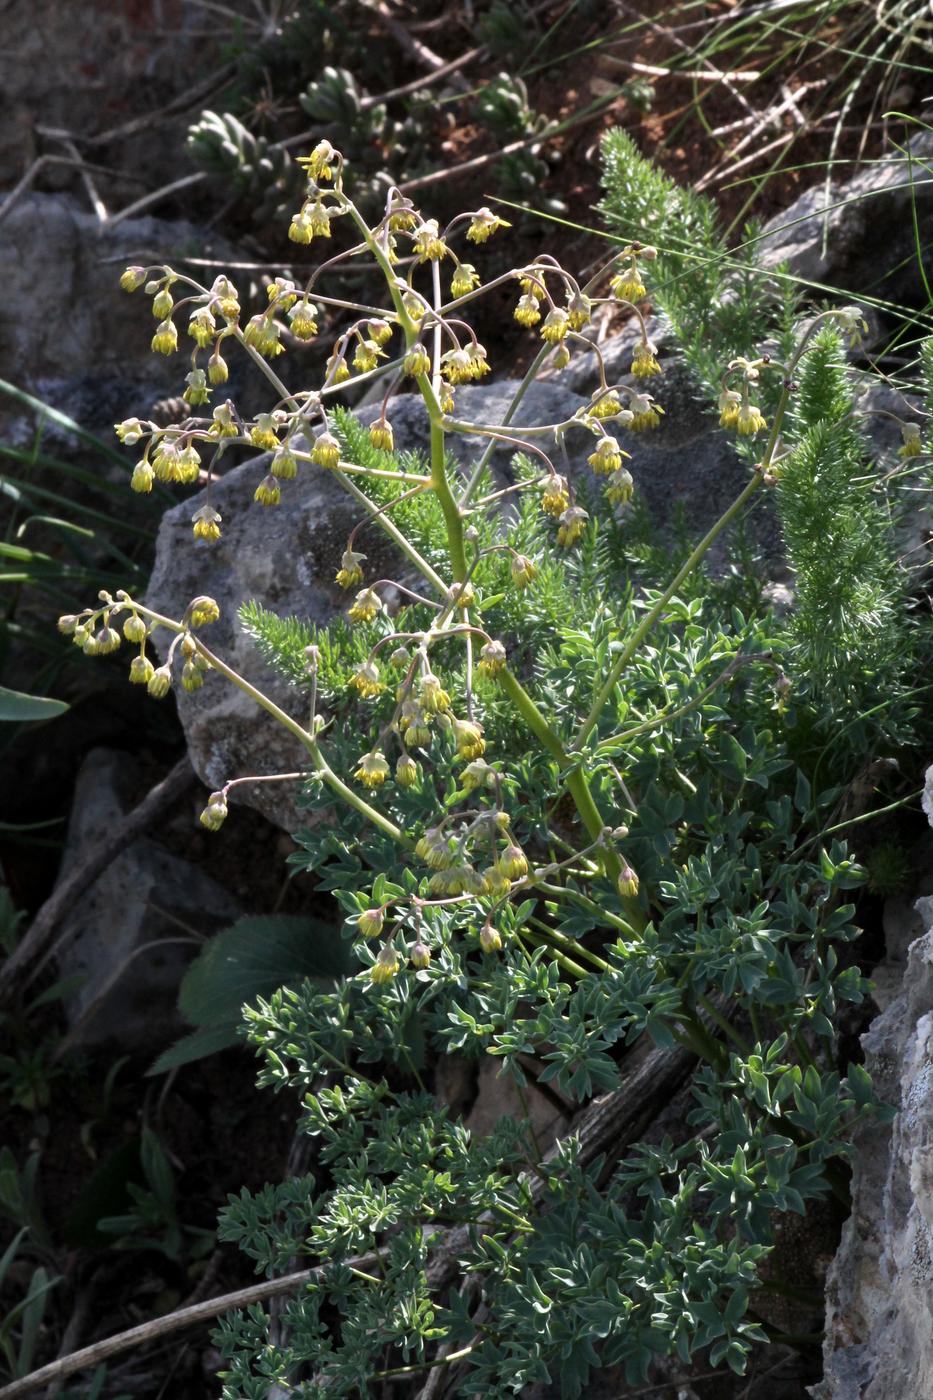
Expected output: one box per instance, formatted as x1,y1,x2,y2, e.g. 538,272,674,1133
758,132,933,297
812,921,933,1399
144,447,404,831
0,191,243,445
56,748,242,1050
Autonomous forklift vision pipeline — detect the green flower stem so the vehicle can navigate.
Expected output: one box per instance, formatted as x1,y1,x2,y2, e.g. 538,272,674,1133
120,598,406,845
443,416,558,478
597,651,772,753
519,926,590,978
697,993,751,1054
534,882,639,939
371,1345,475,1381
498,666,645,930
328,467,449,596
426,402,468,582
460,345,550,507
346,198,469,588
193,638,408,845
293,454,430,484
233,330,297,406
575,471,765,749
671,1013,728,1068
527,914,609,971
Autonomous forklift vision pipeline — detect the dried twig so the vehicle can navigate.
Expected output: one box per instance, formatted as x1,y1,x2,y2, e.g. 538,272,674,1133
1,1025,696,1400
35,62,238,149
427,1035,695,1295
0,757,194,1004
600,52,761,84
357,0,473,93
57,136,108,223
0,156,129,226
608,2,760,119
101,172,208,229
0,1256,380,1400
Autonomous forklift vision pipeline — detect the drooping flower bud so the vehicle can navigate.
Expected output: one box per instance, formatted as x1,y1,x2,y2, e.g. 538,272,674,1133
348,588,382,624
188,597,220,628
510,554,537,589
396,754,419,788
335,549,366,589
254,475,281,507
466,208,510,243
557,505,588,546
450,263,481,298
369,418,394,452
129,654,155,685
147,665,172,699
358,907,385,938
355,751,390,787
312,431,341,469
617,865,639,899
192,505,222,542
477,640,506,678
370,941,401,984
410,940,431,970
403,344,432,377
120,265,147,292
453,718,485,760
199,791,229,831
123,613,148,643
480,924,503,954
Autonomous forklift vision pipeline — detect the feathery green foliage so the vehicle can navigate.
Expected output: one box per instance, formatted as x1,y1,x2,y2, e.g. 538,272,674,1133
779,327,904,693
599,130,796,398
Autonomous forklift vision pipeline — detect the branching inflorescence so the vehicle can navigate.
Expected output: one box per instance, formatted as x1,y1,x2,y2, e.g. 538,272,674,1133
57,139,916,1393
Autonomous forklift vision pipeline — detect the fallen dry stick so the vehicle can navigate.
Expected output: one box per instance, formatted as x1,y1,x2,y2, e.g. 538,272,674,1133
0,755,193,1004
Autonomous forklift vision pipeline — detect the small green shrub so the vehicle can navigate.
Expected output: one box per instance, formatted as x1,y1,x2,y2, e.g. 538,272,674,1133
59,131,932,1396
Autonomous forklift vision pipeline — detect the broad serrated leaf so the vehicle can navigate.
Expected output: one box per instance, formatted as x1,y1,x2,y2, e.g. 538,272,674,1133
178,915,353,1029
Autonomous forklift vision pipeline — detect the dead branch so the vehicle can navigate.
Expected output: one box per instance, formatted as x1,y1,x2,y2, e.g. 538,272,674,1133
0,1255,380,1400
0,757,194,1004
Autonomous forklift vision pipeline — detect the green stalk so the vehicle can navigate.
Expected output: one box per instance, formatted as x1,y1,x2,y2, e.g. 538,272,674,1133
534,881,639,938
196,639,407,845
371,1345,474,1381
459,344,550,507
575,353,811,752
123,597,406,846
328,464,449,596
697,993,751,1054
519,926,589,978
498,666,645,930
427,407,468,581
527,914,610,971
575,471,764,749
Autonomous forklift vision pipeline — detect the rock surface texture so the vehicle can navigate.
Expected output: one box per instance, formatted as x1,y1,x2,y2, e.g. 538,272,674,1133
0,191,241,443
812,909,933,1399
56,748,242,1049
758,132,933,300
145,362,771,828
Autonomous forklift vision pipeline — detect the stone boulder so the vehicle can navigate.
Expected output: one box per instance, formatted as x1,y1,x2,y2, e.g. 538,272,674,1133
144,448,409,829
56,747,242,1050
145,360,779,829
0,191,243,446
813,914,933,1399
758,132,933,301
